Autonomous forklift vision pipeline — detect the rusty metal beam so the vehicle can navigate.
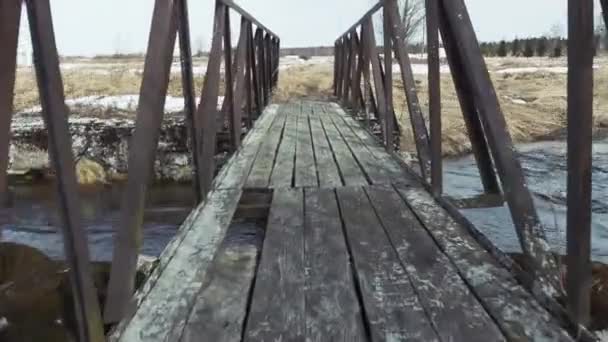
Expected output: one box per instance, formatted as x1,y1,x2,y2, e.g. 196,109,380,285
104,0,180,323
427,0,442,195
362,20,387,131
382,1,394,149
219,0,278,39
438,0,562,294
438,9,500,195
385,0,430,177
25,0,105,339
176,0,201,204
0,0,21,208
223,7,239,150
337,1,383,42
197,0,226,196
567,0,593,327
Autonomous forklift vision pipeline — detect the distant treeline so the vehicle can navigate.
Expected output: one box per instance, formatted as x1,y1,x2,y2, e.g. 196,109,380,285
480,35,607,57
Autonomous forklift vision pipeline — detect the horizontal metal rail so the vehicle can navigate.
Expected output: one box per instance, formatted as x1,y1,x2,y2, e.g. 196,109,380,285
336,1,383,42
221,0,279,39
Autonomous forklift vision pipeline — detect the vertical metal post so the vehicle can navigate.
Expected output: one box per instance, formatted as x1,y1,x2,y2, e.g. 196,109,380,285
0,0,21,208
362,20,387,128
264,33,272,99
104,0,179,323
383,2,394,150
25,0,104,339
249,25,262,116
427,0,442,195
439,0,561,294
567,0,593,327
197,0,226,196
176,0,202,204
223,7,238,150
245,21,253,127
438,8,500,195
385,0,431,179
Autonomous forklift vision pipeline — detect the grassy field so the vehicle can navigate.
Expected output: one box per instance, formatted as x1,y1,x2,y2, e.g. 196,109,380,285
13,56,608,158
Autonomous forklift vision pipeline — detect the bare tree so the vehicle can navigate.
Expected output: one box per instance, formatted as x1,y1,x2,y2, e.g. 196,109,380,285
373,0,425,43
399,0,425,42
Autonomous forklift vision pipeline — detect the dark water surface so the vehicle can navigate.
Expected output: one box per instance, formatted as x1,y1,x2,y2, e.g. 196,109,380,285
444,139,608,263
0,182,195,261
2,139,607,265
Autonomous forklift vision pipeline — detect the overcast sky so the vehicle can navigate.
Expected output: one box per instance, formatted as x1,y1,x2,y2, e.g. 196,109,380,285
16,0,601,56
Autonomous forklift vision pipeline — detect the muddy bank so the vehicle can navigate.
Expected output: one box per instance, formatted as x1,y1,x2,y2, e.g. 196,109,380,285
8,111,231,184
0,242,157,341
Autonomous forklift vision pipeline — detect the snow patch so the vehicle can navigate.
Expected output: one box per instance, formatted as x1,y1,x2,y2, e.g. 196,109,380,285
597,330,608,342
19,94,225,114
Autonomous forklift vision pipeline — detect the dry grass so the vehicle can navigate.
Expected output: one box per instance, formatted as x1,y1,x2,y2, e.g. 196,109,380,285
13,63,208,114
273,64,335,103
274,57,608,157
13,57,608,158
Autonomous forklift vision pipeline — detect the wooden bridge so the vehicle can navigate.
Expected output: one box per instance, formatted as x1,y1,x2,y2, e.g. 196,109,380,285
0,0,599,341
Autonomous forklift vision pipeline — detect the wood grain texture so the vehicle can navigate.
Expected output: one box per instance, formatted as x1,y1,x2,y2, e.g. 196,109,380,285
336,186,440,341
111,188,242,342
395,185,573,341
365,186,505,342
180,222,263,342
309,105,343,188
244,189,305,341
294,104,318,187
318,108,368,186
269,103,299,188
304,188,366,341
245,105,287,188
330,103,414,187
217,104,279,190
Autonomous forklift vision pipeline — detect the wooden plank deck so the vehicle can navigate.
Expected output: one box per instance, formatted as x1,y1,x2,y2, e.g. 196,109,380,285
110,101,573,342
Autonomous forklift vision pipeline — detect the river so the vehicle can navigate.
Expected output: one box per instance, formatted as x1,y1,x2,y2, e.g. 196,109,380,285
1,139,606,264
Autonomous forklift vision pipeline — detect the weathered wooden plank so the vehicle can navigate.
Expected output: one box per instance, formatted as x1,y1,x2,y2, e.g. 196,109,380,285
216,104,279,190
180,222,263,342
326,106,392,185
365,186,506,341
245,106,287,188
110,188,242,342
394,185,574,341
318,108,368,186
304,188,366,340
294,104,318,187
269,104,298,188
244,189,305,341
330,103,414,187
309,107,342,188
335,187,439,341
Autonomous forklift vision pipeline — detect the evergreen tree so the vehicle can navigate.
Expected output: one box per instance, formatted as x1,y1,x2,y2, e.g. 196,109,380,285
523,39,535,57
497,40,508,57
551,39,563,58
536,37,548,56
512,38,521,56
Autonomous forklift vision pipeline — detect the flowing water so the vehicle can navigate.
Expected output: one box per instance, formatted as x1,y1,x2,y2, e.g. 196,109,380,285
1,139,607,264
444,138,608,263
0,182,194,261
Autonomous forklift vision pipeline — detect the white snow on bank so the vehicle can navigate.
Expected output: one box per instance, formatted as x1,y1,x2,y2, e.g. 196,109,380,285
279,55,334,70
392,63,451,75
597,330,608,342
495,65,599,74
19,94,225,114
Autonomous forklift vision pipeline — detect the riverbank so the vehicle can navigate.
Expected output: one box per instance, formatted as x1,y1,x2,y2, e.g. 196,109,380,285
273,56,608,158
